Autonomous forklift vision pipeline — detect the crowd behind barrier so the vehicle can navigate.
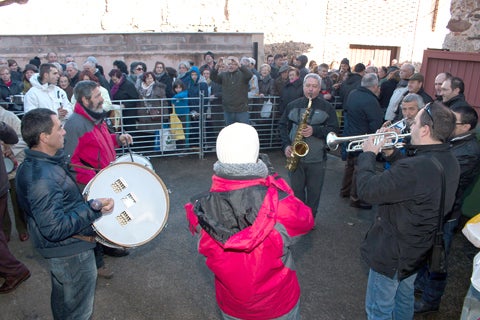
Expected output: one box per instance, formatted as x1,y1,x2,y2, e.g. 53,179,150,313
110,94,345,159
0,95,345,159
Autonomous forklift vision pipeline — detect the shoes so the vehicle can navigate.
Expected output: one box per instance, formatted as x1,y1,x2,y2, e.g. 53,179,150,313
350,198,372,210
19,233,29,242
414,299,439,314
97,266,114,279
339,192,350,198
103,246,129,257
0,269,30,294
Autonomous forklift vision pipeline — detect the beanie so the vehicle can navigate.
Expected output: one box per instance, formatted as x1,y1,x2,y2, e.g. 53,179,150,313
216,123,259,164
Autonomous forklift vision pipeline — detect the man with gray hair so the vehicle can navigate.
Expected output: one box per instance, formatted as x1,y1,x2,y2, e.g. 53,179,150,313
279,73,339,218
340,73,384,209
65,62,80,87
83,60,110,92
398,93,424,131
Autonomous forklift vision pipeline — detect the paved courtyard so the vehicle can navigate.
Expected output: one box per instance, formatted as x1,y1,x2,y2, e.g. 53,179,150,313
0,151,475,320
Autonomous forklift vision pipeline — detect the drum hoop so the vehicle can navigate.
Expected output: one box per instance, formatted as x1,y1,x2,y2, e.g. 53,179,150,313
84,162,169,248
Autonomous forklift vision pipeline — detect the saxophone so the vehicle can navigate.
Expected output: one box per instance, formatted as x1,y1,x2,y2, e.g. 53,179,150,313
285,98,312,171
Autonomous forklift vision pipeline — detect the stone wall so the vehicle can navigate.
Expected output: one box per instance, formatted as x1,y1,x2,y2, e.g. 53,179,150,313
0,33,263,73
443,0,480,51
0,0,453,68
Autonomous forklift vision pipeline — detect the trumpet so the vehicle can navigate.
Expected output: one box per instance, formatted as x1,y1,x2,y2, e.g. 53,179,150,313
326,132,411,152
386,118,407,131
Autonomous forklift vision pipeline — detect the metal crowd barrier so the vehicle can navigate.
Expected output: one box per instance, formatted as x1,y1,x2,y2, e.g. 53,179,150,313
111,94,283,159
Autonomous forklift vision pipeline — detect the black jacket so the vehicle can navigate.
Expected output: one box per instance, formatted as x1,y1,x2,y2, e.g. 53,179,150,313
449,131,480,220
279,78,303,115
343,86,384,136
339,73,362,103
444,93,470,109
16,149,101,258
357,144,460,280
279,96,339,163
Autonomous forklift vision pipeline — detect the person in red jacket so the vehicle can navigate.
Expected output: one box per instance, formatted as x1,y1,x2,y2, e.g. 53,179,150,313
185,122,314,319
63,80,133,278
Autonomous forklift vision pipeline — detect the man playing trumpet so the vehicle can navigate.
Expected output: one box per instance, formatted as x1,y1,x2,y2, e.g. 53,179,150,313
278,73,338,219
356,101,460,320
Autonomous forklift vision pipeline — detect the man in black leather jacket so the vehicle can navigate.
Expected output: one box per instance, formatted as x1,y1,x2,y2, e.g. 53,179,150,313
16,108,114,320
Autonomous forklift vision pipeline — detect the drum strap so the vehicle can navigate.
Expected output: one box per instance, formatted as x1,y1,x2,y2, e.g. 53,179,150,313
68,162,100,172
72,235,96,243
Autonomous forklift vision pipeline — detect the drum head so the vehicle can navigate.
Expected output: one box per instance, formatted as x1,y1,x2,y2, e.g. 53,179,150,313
84,162,169,248
115,153,154,171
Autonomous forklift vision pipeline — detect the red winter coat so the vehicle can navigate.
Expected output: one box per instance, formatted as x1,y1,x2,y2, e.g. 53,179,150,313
185,174,313,319
63,103,119,185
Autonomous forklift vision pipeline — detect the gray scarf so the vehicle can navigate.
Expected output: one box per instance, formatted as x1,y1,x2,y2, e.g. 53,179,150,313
213,160,268,179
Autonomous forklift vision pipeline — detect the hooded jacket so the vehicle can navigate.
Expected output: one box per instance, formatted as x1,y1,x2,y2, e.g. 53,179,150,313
63,102,120,185
23,73,73,118
185,174,313,319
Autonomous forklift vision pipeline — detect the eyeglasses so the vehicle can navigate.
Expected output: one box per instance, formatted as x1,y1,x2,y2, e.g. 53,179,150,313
423,103,434,129
136,67,144,71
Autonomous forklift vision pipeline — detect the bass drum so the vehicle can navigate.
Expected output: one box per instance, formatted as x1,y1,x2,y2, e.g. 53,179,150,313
83,162,169,248
114,153,154,172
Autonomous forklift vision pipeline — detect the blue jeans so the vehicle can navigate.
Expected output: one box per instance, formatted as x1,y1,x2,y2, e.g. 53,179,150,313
220,298,301,320
47,250,97,320
366,269,416,320
224,111,250,126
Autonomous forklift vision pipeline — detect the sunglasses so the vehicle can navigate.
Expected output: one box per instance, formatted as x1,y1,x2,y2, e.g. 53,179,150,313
423,103,434,129
136,67,144,71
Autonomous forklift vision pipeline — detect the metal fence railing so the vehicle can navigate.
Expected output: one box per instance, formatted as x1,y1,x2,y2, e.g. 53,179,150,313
111,94,284,159
1,94,345,160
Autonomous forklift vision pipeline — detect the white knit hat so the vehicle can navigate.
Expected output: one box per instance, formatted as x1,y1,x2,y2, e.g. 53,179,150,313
216,123,259,164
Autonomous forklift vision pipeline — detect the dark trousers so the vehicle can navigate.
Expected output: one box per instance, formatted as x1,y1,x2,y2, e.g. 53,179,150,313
2,179,28,237
340,153,359,199
289,161,326,218
0,193,28,278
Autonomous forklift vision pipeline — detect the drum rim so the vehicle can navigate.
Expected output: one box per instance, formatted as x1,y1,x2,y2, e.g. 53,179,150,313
84,162,169,248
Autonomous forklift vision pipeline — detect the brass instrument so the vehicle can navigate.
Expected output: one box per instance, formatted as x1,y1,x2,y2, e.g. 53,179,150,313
326,132,411,152
286,98,312,171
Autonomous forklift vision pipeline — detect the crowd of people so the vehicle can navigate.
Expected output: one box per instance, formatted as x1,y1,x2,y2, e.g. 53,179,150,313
0,50,479,320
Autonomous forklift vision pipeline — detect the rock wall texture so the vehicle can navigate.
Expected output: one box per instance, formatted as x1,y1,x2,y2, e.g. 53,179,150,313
0,0,458,69
444,0,480,51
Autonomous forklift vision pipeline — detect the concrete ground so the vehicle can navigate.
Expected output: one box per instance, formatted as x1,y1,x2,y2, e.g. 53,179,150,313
0,151,475,320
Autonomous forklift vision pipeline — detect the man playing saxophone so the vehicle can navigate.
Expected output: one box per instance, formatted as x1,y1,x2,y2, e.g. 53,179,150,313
279,73,339,219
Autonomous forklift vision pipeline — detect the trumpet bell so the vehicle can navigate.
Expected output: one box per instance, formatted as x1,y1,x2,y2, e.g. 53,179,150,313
326,132,340,150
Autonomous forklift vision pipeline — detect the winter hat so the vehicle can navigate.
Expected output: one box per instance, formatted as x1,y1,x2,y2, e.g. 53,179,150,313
216,123,259,164
341,58,350,65
23,64,38,73
86,56,98,65
204,51,215,60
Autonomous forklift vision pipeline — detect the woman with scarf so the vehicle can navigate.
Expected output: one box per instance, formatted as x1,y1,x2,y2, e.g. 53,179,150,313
135,71,167,148
153,61,173,98
108,69,139,130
